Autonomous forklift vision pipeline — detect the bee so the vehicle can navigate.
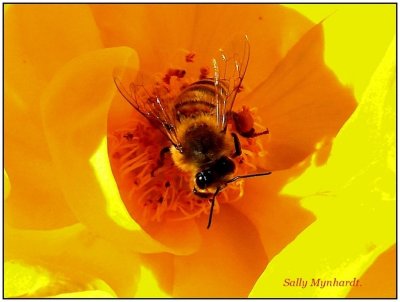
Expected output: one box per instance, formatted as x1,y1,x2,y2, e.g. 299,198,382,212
114,36,271,228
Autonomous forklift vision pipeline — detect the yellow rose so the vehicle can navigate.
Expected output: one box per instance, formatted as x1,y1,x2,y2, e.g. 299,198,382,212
4,4,395,298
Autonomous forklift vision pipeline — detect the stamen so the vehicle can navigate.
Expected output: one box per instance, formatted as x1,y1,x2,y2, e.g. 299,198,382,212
108,64,269,225
185,52,196,63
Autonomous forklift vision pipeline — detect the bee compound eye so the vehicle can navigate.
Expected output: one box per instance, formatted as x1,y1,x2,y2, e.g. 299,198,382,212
195,172,207,190
195,170,213,190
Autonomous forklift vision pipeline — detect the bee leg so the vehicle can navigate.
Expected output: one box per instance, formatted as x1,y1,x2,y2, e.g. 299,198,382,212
241,128,270,138
151,146,171,177
193,187,213,199
231,132,242,157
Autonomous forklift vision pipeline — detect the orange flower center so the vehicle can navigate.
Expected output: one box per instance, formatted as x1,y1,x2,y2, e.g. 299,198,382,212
108,63,269,226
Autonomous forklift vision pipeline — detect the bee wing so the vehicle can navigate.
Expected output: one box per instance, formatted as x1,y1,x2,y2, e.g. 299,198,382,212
212,36,250,132
113,70,182,152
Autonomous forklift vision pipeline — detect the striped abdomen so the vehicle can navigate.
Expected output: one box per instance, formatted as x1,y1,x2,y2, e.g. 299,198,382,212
175,79,227,121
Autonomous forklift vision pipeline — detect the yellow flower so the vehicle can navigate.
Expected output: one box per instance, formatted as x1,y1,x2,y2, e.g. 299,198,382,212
4,3,394,298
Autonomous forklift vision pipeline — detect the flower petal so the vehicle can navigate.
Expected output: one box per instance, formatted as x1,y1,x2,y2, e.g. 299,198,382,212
5,4,102,99
91,4,314,89
347,244,396,298
5,4,103,229
41,47,199,255
4,169,11,200
5,223,139,297
285,4,396,101
172,205,267,297
49,290,116,298
5,259,117,298
247,23,356,171
5,260,53,297
135,261,172,298
90,4,196,73
232,168,316,261
250,34,395,298
189,4,314,89
5,92,76,228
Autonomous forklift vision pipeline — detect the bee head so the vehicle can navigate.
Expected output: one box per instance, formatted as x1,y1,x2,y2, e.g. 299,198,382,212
195,156,235,190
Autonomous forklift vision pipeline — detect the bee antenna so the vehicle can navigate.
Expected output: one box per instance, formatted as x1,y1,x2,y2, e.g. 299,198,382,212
226,171,272,184
207,186,223,229
206,172,271,229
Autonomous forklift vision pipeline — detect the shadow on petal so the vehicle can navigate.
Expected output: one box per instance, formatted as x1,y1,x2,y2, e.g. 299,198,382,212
245,23,357,171
232,163,315,261
172,205,267,297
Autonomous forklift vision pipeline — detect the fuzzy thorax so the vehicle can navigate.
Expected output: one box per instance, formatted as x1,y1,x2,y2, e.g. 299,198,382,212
171,114,234,174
